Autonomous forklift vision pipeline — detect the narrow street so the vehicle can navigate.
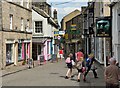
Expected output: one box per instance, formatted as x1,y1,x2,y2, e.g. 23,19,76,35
2,60,105,86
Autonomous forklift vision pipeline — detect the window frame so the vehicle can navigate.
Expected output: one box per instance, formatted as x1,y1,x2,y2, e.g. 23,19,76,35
34,21,43,34
10,14,13,30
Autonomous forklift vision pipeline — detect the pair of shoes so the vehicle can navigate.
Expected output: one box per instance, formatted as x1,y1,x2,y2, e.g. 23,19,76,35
83,75,86,82
77,79,80,82
65,76,69,79
95,76,98,78
71,75,74,78
83,78,86,82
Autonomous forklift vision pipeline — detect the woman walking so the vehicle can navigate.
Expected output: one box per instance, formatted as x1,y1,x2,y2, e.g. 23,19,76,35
65,53,74,79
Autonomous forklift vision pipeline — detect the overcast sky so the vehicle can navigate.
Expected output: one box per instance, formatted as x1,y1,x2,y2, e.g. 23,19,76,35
47,0,88,25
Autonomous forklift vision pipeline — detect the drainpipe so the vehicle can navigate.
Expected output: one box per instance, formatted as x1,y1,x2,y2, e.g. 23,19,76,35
1,1,3,69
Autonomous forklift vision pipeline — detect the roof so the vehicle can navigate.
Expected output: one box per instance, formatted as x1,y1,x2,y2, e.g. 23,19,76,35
63,9,81,19
32,6,50,18
32,6,59,28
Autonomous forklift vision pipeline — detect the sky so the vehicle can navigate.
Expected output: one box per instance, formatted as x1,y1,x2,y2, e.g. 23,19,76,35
47,0,88,25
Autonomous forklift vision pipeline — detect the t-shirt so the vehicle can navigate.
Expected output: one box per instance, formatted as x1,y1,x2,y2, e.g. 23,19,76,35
76,52,84,61
59,50,63,54
105,65,119,85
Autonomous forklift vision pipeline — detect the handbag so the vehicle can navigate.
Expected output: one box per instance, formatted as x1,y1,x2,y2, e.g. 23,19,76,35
71,60,75,66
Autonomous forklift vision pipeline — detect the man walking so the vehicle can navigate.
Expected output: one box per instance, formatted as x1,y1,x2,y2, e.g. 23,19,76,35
104,57,119,88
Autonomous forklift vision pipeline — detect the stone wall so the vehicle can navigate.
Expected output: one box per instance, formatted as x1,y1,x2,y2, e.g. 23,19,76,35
0,1,32,69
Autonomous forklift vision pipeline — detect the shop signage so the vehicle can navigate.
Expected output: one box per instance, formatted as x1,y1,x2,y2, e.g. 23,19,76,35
96,17,111,37
59,31,65,35
54,31,59,36
71,24,76,30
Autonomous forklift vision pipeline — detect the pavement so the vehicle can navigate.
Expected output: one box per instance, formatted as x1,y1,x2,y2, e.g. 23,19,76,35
2,60,42,77
1,59,104,77
1,59,120,87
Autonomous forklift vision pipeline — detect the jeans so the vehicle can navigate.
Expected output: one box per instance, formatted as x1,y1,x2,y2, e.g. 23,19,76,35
84,66,97,78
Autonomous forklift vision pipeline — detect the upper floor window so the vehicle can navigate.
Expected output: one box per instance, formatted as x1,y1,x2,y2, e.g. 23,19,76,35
26,19,29,30
21,18,24,31
34,21,43,33
20,0,23,6
10,14,13,30
27,0,29,8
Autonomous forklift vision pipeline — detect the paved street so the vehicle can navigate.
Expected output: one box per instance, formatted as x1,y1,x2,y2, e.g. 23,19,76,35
2,60,105,86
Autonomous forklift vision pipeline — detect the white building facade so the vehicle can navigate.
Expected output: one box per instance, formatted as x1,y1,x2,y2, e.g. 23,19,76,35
112,1,120,66
32,7,59,61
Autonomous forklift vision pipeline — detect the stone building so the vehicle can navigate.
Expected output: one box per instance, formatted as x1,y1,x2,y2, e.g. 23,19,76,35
0,0,32,69
61,9,84,56
32,2,51,16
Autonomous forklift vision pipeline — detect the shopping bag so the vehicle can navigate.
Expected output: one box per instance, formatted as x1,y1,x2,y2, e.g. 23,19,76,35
71,60,75,66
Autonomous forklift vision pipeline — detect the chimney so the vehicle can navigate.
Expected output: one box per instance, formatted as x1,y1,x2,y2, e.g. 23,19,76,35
53,9,57,20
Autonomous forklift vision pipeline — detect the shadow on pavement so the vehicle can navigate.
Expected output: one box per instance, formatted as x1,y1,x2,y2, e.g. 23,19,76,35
50,72,59,75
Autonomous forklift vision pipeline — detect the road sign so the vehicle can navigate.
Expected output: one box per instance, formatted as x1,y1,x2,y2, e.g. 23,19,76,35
59,31,65,35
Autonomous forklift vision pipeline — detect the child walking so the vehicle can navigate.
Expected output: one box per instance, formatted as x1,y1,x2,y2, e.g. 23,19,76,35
65,53,73,79
76,59,86,82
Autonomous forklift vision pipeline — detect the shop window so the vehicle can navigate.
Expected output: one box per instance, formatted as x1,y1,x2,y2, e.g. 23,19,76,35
6,44,13,64
18,43,22,61
35,21,43,33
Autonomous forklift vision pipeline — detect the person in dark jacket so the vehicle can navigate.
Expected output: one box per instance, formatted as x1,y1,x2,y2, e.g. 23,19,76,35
83,54,98,81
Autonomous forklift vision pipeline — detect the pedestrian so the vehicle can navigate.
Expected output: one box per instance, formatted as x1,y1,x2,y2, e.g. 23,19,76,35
59,49,63,60
76,48,85,82
104,57,119,88
65,53,74,79
83,53,98,81
76,59,86,82
76,48,84,62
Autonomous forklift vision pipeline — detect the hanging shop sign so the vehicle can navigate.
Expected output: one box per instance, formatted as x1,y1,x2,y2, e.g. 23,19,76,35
96,17,111,37
71,24,76,30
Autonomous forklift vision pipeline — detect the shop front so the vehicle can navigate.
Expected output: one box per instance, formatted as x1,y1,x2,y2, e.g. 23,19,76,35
6,43,14,65
6,39,31,66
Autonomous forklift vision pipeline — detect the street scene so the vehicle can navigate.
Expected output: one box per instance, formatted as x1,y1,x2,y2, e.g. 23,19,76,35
0,0,120,87
2,60,105,86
